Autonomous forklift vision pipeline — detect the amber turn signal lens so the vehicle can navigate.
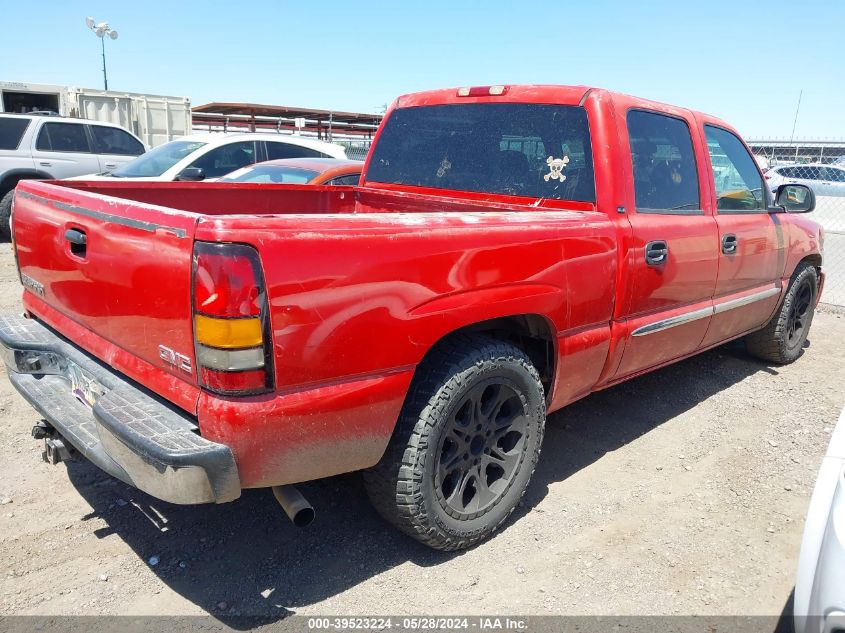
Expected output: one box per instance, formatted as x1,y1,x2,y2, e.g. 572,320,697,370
195,315,263,349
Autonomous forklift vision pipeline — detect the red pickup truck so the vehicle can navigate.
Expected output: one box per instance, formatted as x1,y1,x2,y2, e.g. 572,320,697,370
3,85,823,551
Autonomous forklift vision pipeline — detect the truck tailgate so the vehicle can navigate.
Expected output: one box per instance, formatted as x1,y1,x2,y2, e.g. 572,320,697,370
13,180,200,410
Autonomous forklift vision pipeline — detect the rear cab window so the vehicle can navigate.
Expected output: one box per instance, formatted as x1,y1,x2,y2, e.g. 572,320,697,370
0,117,31,150
627,110,700,213
366,103,596,202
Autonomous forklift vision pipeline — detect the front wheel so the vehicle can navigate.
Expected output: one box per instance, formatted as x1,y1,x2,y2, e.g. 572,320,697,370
363,335,545,551
745,262,818,364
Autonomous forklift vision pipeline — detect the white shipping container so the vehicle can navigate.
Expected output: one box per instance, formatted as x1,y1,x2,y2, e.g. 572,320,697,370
0,80,191,147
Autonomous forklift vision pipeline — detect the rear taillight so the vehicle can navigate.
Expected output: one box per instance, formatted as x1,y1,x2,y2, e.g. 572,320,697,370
192,242,273,396
10,193,19,277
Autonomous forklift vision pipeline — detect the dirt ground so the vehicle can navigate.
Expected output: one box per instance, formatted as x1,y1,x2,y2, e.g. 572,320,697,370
1,243,844,622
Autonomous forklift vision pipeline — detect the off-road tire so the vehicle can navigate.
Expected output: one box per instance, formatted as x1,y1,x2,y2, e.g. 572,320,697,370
745,262,818,364
0,190,13,242
363,335,545,551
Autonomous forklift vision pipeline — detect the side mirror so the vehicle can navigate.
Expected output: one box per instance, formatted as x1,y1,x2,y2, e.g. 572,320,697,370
774,183,815,213
175,167,205,182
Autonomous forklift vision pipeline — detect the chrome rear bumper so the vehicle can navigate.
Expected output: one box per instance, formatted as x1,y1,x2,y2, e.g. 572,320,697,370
0,314,240,504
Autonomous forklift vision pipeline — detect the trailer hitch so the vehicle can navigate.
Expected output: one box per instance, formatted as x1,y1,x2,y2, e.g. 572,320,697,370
32,421,75,464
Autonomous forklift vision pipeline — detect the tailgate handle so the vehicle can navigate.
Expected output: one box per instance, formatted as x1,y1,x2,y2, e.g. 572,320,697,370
65,228,87,257
65,229,87,245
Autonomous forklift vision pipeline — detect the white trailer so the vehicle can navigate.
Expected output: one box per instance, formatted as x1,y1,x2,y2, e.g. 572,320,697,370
0,81,191,147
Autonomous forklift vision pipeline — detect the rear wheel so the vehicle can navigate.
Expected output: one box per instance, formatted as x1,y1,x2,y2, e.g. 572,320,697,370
363,335,545,551
745,262,818,364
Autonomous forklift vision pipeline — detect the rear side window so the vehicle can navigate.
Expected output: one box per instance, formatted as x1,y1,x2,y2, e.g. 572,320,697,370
367,103,596,202
627,110,700,212
0,118,30,150
90,125,144,156
35,122,91,153
328,173,361,186
265,142,327,160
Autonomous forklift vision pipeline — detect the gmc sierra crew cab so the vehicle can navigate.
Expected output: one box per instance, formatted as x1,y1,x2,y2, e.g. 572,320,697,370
2,85,824,551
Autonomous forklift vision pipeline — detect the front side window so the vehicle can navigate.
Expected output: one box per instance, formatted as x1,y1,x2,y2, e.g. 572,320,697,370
627,110,700,212
35,122,91,153
704,125,765,212
825,167,845,183
0,118,30,150
110,140,206,177
367,103,595,202
91,126,144,156
189,141,257,179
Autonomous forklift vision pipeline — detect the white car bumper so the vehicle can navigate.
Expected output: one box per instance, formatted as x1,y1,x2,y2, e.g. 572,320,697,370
795,408,845,633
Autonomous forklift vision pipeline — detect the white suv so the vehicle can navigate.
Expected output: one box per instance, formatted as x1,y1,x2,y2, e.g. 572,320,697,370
0,113,146,238
78,133,347,182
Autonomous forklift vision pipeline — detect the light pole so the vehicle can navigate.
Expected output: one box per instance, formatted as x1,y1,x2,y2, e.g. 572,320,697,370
85,17,118,91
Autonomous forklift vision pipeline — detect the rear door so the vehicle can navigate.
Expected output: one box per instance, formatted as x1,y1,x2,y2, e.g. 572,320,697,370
12,180,200,404
699,124,783,347
612,106,719,378
88,124,145,173
30,121,101,178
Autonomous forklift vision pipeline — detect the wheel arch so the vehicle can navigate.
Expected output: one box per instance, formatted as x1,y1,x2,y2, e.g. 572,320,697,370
0,169,53,197
799,253,822,273
417,313,557,404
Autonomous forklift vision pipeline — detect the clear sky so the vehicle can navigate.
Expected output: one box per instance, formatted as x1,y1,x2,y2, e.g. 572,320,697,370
2,0,843,139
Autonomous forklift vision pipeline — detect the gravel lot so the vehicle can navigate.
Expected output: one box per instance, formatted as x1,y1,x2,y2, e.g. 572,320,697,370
0,244,844,623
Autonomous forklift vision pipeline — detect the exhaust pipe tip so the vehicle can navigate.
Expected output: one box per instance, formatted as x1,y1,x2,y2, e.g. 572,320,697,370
290,505,315,528
271,485,315,528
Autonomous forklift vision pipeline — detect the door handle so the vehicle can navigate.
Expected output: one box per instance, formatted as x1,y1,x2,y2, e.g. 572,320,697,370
722,234,738,254
104,163,118,169
39,161,51,167
645,240,668,266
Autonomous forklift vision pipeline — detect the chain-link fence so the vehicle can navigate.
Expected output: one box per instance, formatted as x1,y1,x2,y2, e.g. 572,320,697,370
748,140,845,307
337,140,372,161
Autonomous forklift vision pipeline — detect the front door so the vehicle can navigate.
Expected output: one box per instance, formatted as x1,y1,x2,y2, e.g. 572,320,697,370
699,124,783,347
613,107,719,378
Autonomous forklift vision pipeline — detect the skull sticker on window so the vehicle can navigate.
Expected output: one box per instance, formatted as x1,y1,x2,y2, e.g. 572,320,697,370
544,155,569,182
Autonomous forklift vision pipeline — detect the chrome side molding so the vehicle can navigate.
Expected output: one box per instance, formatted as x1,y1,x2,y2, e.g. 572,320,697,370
631,307,713,337
631,286,781,337
712,286,780,314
